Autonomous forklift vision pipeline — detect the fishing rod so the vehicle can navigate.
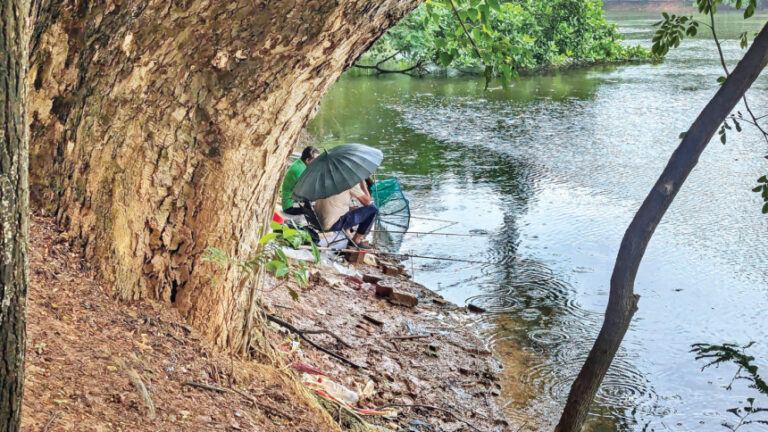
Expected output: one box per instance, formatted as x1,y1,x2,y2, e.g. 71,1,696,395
406,215,460,223
372,230,493,238
297,245,500,266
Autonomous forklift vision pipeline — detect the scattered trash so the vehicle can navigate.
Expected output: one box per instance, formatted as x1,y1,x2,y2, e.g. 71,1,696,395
303,374,359,405
363,253,378,266
332,262,362,278
291,363,328,376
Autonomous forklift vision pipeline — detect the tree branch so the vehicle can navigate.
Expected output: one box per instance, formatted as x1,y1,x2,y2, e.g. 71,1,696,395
709,7,768,143
446,0,483,60
353,59,425,75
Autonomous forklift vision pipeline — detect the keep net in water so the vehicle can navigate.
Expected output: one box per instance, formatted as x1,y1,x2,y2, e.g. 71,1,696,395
370,177,410,251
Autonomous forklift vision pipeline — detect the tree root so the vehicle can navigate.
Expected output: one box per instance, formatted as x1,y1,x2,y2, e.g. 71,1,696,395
376,403,482,432
264,312,366,370
183,382,294,419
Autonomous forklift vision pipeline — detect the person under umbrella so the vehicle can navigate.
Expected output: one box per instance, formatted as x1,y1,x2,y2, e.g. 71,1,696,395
280,146,320,215
292,144,383,249
314,181,378,249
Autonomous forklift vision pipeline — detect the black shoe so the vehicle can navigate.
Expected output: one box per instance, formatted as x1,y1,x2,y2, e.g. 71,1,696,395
351,240,373,250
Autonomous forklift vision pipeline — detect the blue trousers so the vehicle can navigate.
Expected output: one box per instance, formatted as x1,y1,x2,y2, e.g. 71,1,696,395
329,205,378,235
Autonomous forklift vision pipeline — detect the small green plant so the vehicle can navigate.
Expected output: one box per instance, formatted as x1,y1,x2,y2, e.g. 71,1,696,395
203,222,320,300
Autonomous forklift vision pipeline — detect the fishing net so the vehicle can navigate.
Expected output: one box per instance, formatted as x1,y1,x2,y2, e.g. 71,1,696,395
370,177,410,251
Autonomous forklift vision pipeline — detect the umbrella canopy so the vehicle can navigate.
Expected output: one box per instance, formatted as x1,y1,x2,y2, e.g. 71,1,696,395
292,144,383,201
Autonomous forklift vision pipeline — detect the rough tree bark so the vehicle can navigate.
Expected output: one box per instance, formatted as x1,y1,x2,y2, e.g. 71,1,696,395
27,0,421,350
0,0,30,430
556,22,768,432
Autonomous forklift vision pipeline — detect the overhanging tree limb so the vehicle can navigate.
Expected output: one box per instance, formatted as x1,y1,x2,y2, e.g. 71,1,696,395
556,21,768,432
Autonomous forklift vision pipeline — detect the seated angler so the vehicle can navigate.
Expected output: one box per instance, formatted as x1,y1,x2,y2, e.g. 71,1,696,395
314,180,378,249
280,146,320,215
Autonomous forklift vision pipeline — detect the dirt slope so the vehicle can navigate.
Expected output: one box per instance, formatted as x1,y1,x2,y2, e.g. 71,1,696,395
21,214,338,432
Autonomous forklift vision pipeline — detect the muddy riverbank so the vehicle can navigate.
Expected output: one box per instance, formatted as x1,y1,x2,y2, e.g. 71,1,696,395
261,253,511,431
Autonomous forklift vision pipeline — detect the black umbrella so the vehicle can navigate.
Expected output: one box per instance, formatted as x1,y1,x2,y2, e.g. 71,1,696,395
292,144,383,201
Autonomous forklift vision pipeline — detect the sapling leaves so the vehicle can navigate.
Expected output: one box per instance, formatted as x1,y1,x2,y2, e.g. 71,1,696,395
204,223,321,300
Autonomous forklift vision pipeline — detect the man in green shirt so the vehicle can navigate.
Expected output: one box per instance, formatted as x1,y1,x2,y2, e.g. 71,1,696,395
281,146,320,215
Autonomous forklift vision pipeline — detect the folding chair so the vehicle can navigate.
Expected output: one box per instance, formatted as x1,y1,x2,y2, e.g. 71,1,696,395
297,200,359,250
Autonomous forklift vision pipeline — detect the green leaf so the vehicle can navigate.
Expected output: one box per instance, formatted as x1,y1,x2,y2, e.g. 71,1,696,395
438,51,454,66
752,186,762,193
275,249,288,262
758,175,768,183
265,260,281,271
270,221,282,230
717,76,726,84
275,265,289,278
486,0,501,13
311,243,321,264
745,4,755,18
762,202,768,214
289,236,303,249
258,232,280,245
499,64,512,84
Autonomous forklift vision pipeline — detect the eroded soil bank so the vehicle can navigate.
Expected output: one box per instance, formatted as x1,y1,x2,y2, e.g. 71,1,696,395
260,253,510,431
21,213,509,431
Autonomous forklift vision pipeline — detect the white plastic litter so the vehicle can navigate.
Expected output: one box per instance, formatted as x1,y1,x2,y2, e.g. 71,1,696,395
302,374,359,406
281,248,315,262
332,262,362,278
317,232,349,249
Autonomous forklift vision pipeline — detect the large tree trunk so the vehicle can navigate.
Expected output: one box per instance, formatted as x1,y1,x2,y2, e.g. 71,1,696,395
0,0,31,430
27,0,420,350
556,22,768,432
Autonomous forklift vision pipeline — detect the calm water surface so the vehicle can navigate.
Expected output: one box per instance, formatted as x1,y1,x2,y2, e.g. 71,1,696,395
307,12,768,431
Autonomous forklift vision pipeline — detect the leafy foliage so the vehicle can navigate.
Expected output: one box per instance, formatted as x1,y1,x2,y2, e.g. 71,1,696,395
203,222,320,300
358,0,649,85
692,342,768,430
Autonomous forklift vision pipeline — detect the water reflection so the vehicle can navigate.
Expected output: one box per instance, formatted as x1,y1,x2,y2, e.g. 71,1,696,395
307,11,768,431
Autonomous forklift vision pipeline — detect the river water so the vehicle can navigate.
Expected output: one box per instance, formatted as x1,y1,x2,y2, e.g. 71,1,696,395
307,11,768,431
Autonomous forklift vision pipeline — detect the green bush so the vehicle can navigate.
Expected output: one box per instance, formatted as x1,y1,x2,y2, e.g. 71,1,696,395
359,0,650,83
